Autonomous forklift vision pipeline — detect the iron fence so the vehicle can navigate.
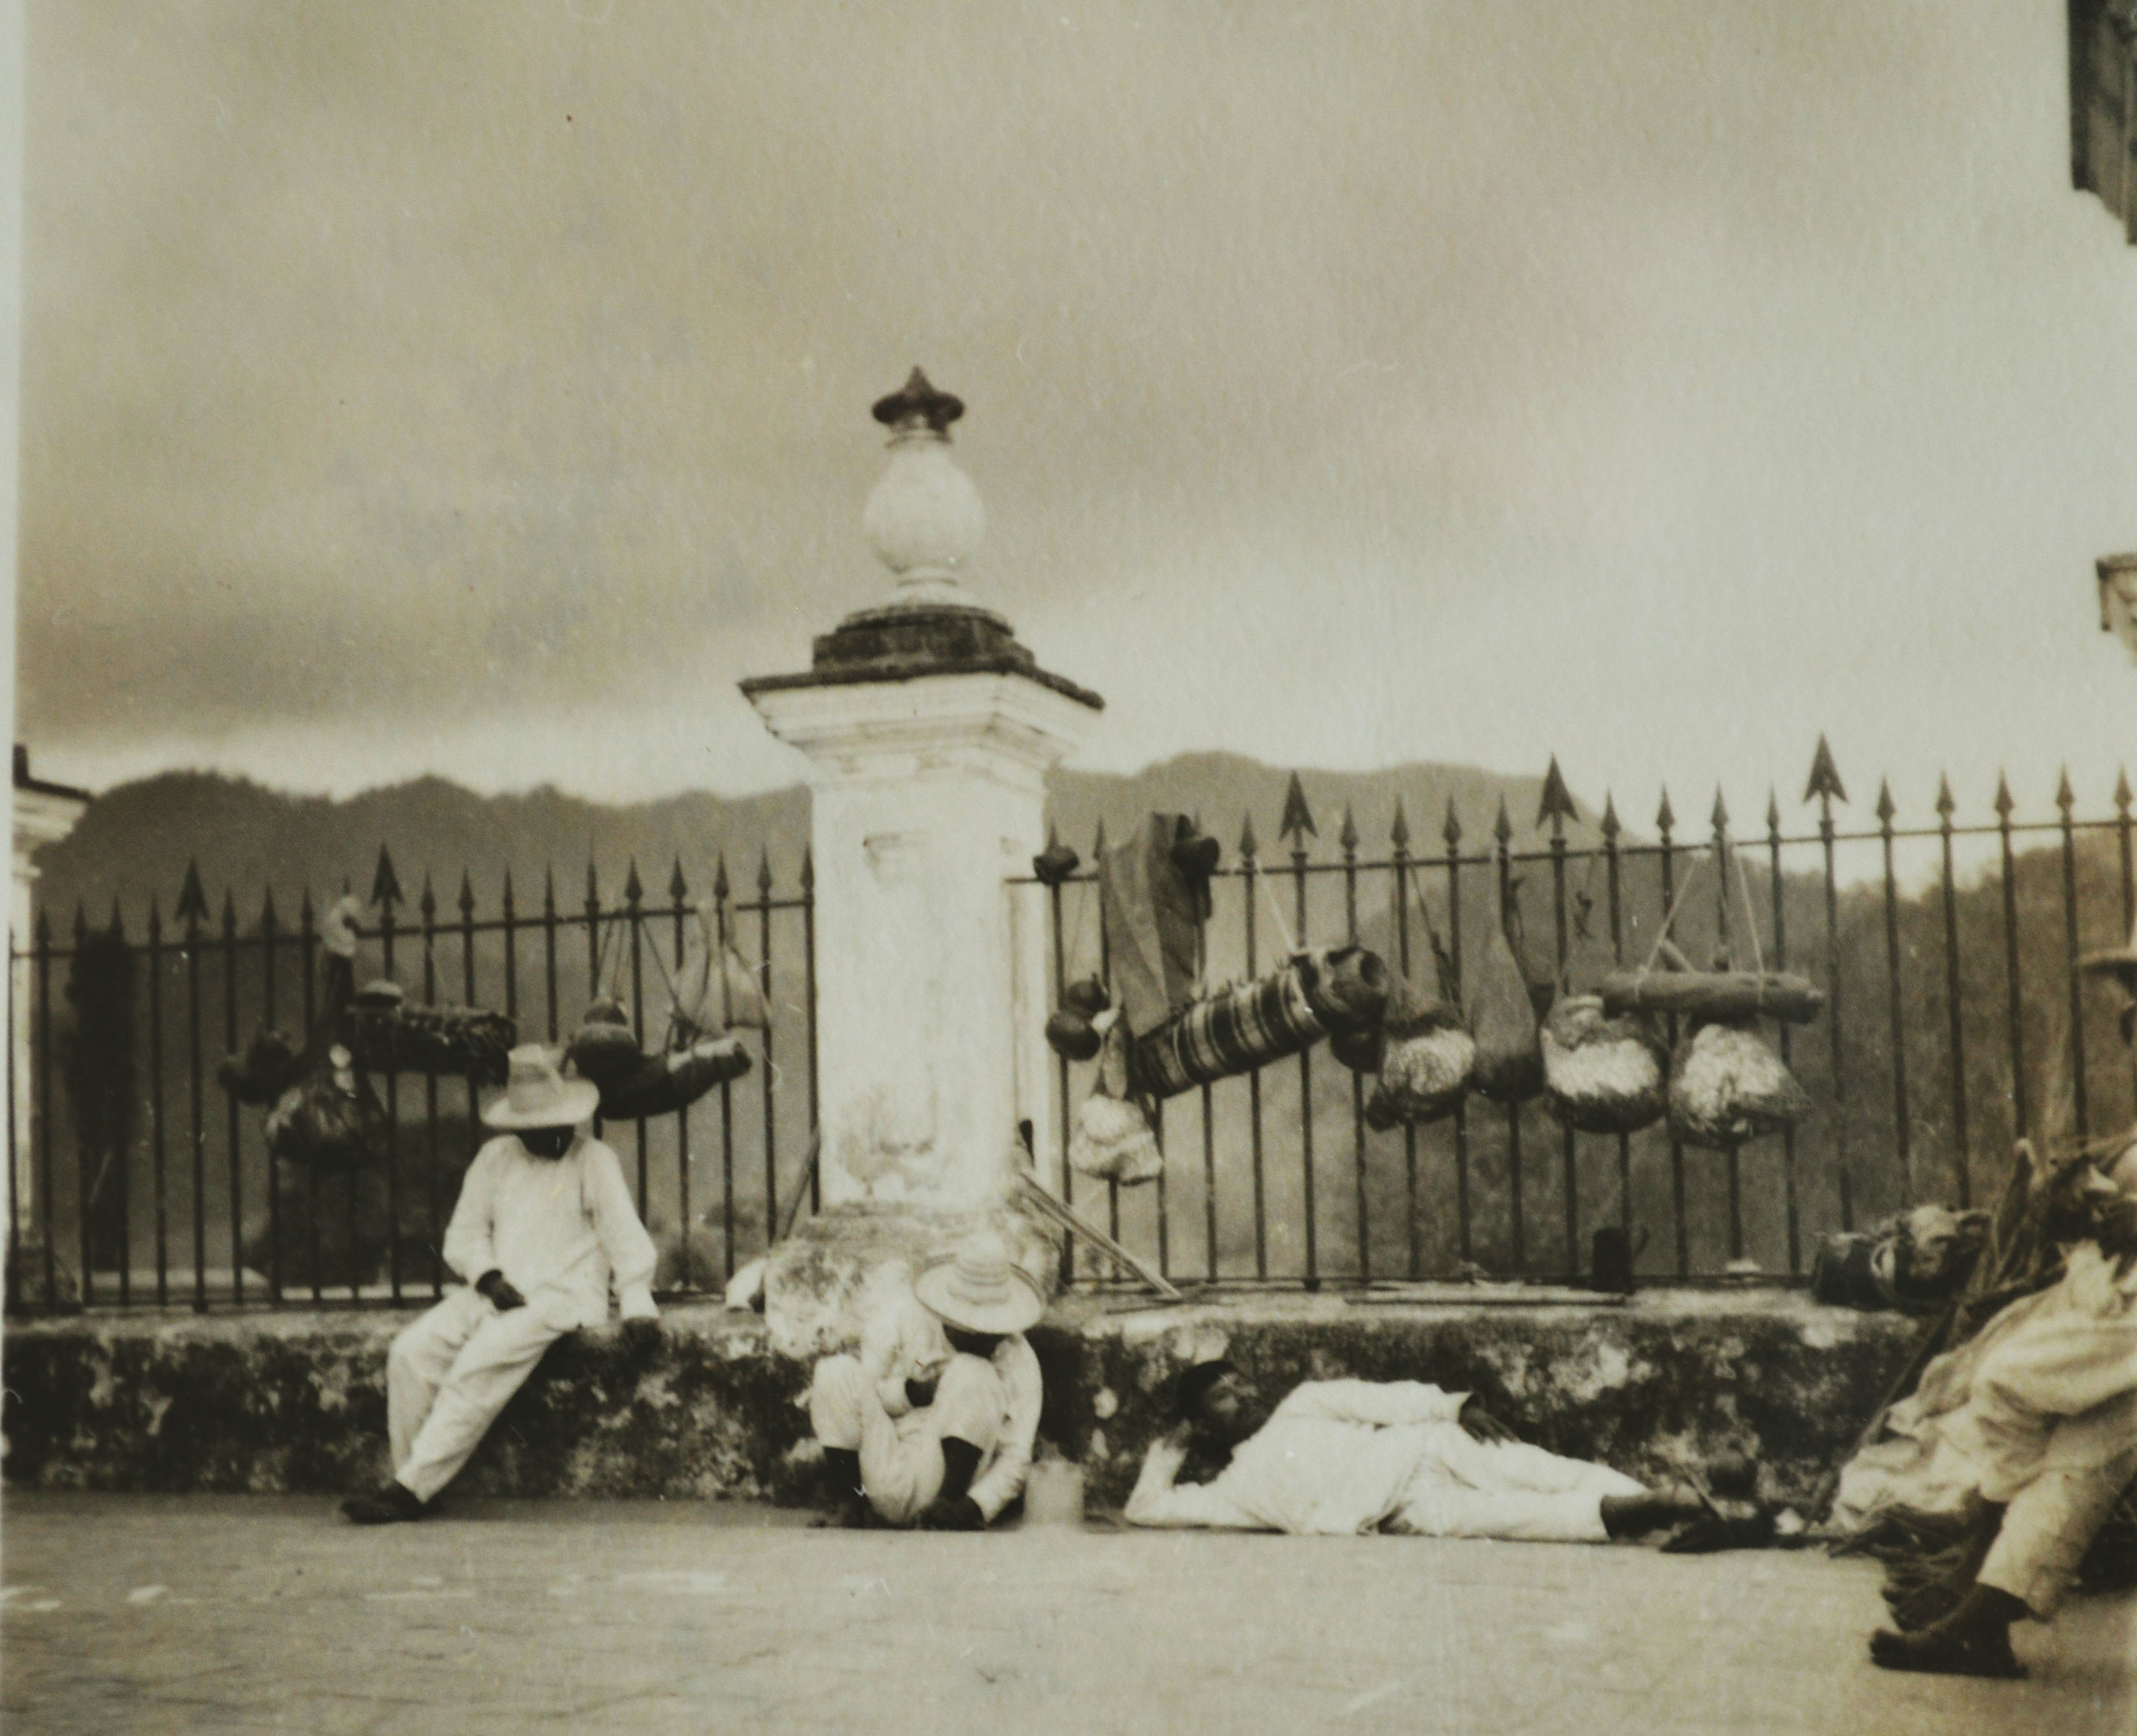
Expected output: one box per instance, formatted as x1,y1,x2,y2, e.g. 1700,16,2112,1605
1019,748,2137,1289
6,846,817,1314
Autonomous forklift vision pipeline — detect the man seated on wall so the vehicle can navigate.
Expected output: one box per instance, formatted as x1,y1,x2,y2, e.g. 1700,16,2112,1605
342,1045,659,1525
808,1234,1045,1531
1856,1144,2137,1680
1127,1360,1706,1543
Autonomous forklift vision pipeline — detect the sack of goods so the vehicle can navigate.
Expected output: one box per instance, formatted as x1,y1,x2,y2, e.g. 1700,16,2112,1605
1363,971,1473,1128
1069,1014,1164,1184
565,998,644,1089
1299,945,1388,1034
1468,925,1545,1104
598,1031,753,1120
265,1045,390,1171
1811,1205,1989,1314
1540,995,1668,1135
1044,977,1113,1063
348,980,518,1083
218,1026,303,1106
1128,960,1329,1099
1666,1021,1810,1148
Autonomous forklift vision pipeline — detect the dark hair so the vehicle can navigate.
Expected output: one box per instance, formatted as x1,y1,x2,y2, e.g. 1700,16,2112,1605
1174,1360,1238,1424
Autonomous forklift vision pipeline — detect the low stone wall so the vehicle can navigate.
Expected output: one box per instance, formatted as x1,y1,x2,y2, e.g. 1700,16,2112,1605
2,1290,1921,1512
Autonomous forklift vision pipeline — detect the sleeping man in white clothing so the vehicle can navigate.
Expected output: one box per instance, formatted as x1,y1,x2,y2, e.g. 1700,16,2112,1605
1127,1361,1707,1542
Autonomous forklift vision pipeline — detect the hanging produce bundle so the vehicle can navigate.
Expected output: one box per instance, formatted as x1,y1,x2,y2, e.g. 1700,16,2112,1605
347,979,518,1083
1365,971,1475,1129
1044,977,1113,1064
1540,995,1668,1135
265,1042,390,1172
563,905,756,1121
1666,1021,1810,1148
598,1030,752,1121
1468,923,1545,1104
218,1026,305,1106
1068,1012,1163,1184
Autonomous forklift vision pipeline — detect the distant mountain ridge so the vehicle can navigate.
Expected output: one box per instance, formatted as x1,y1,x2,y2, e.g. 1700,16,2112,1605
29,753,1606,932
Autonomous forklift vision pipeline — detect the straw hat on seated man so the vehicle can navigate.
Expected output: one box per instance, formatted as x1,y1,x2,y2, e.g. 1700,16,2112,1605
808,1233,1047,1532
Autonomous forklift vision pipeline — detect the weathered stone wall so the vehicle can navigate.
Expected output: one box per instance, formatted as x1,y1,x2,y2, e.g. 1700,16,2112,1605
3,1290,1920,1511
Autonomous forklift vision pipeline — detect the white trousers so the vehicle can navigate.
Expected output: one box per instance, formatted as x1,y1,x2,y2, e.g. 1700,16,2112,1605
388,1288,572,1504
1392,1432,1648,1544
1978,1444,2137,1619
809,1352,1005,1527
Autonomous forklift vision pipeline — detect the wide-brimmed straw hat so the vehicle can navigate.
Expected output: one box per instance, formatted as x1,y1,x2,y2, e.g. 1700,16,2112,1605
481,1044,600,1131
913,1235,1046,1336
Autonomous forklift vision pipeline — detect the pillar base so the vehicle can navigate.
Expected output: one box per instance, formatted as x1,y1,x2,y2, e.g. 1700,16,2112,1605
762,1200,1060,1360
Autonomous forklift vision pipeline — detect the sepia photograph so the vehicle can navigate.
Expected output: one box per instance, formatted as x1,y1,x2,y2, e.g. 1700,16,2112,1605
3,3,2134,1730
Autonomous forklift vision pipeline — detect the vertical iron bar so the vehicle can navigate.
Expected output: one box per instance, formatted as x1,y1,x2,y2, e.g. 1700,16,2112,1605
583,863,602,1159
1444,804,1471,1267
4,944,16,1312
299,893,317,1305
1342,809,1367,1282
714,857,736,1279
1292,829,1316,1288
1819,783,1854,1231
421,879,442,1301
1548,797,1576,1279
502,871,519,1024
380,897,401,1305
2056,773,2090,1140
1659,793,1688,1273
1049,873,1073,1286
222,895,242,1305
2118,772,2135,1135
1996,778,2029,1140
758,852,778,1256
803,850,821,1215
1496,807,1523,1274
1766,796,1801,1271
670,861,692,1283
1713,796,1742,1263
260,893,278,1304
1602,798,1631,1239
75,910,95,1305
1936,781,1971,1212
459,874,480,1298
185,903,205,1311
541,868,560,1043
1241,816,1267,1280
1392,804,1418,1280
1097,848,1119,1244
36,914,54,1310
1876,785,1913,1207
1198,844,1215,1282
627,864,649,1210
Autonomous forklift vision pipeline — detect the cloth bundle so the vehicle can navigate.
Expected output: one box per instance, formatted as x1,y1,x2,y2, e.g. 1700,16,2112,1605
347,981,518,1083
1540,995,1668,1134
1666,1021,1810,1148
1069,1013,1163,1183
1363,970,1473,1129
264,1044,390,1171
1812,1205,1991,1314
218,1026,304,1106
598,1031,753,1120
1128,956,1334,1100
1099,813,1219,1037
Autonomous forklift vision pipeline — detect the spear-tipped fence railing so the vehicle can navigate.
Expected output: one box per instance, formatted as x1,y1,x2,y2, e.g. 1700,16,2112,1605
1015,743,2137,1291
6,844,815,1314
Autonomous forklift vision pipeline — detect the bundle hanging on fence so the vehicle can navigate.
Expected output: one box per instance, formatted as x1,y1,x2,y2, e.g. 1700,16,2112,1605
1099,813,1218,1036
1468,923,1545,1104
1127,955,1334,1099
264,1043,390,1172
1540,994,1668,1135
347,979,519,1083
1666,1021,1810,1148
219,1026,304,1105
1068,1012,1163,1183
1044,976,1112,1064
1365,971,1474,1128
564,910,756,1120
597,1030,753,1120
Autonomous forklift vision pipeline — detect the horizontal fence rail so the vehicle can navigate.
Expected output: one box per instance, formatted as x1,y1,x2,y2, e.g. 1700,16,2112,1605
1018,752,2137,1291
7,846,816,1314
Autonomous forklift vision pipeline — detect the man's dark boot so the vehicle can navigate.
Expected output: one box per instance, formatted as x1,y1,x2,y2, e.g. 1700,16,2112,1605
1870,1584,2029,1678
342,1481,428,1526
817,1448,871,1529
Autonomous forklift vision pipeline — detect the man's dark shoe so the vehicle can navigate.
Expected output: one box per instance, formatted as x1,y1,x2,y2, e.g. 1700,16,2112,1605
341,1482,428,1526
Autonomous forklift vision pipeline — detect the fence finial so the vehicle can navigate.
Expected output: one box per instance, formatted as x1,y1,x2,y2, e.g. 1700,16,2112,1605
1875,778,1897,826
260,886,277,930
418,872,438,922
2057,766,2076,815
757,847,774,896
1600,791,1620,841
1765,788,1781,833
1442,797,1463,849
625,859,644,905
1493,794,1513,846
1280,773,1316,843
1536,757,1576,833
1338,805,1359,854
371,846,404,912
713,853,731,902
1032,826,1080,886
108,898,125,940
1994,771,2015,820
1238,810,1258,860
668,857,688,903
176,861,209,926
1655,787,1676,835
800,846,815,894
458,870,476,918
1936,773,1956,820
2118,767,2133,814
1389,798,1410,851
1711,786,1730,833
1804,735,1847,805
72,900,88,942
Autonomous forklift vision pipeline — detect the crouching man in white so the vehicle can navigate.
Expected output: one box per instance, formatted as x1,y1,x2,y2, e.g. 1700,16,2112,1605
1128,1362,1702,1541
808,1236,1045,1531
342,1045,659,1525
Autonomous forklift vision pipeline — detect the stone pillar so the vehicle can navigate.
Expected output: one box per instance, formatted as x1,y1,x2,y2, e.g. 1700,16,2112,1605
742,371,1102,1356
10,748,90,1253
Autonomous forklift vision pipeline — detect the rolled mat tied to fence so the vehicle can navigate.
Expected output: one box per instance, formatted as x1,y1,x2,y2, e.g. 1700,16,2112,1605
347,980,519,1083
1127,945,1384,1100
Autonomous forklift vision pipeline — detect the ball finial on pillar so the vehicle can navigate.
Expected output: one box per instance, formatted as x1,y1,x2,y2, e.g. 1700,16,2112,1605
862,367,985,608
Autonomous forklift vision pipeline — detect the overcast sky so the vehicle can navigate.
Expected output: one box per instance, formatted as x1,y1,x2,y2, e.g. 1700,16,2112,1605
14,1,2136,835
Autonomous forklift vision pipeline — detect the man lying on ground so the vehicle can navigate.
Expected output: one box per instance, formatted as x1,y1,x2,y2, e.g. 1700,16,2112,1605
1127,1361,1705,1542
808,1234,1045,1531
1852,1144,2137,1680
342,1045,659,1525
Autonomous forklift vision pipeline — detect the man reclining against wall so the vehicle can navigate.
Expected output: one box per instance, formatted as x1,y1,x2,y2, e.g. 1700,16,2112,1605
808,1234,1045,1532
1841,1144,2137,1680
1126,1361,1705,1542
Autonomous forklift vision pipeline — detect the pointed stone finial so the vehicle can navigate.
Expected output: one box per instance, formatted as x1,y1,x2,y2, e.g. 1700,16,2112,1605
1804,735,1847,805
1875,779,1897,826
177,861,209,925
371,847,403,912
1655,787,1676,835
1280,774,1316,843
1936,774,1956,820
1493,794,1513,846
1390,800,1411,851
1536,758,1577,833
1994,772,2015,819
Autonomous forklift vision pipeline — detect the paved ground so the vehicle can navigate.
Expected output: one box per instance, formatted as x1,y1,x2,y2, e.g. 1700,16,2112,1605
1,1493,2129,1735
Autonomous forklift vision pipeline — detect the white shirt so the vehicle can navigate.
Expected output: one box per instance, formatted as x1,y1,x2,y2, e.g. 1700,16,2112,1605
1127,1379,1470,1535
443,1133,658,1330
858,1292,1044,1522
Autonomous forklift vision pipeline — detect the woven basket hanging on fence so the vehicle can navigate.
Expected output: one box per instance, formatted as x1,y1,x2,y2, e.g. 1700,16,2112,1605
1539,994,1668,1135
